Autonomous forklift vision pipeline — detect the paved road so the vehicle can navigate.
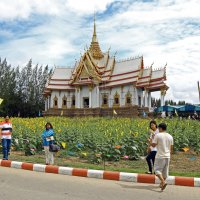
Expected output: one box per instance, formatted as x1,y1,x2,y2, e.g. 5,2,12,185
0,167,199,200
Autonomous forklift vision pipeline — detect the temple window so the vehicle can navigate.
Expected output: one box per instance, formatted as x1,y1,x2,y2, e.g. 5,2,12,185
103,98,107,105
127,97,131,104
62,95,67,109
115,97,119,104
125,91,132,106
102,94,108,107
113,92,120,107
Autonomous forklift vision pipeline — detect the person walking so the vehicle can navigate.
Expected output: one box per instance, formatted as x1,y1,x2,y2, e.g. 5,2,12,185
42,122,55,165
0,116,12,160
146,120,159,174
152,123,174,191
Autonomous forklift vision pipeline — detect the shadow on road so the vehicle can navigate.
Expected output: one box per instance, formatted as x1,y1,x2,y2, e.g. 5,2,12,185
118,183,163,193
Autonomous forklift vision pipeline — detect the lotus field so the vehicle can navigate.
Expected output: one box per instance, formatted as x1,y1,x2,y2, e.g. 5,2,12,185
3,117,200,163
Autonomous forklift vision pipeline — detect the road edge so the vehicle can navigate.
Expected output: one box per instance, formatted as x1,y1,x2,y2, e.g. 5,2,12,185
0,159,199,187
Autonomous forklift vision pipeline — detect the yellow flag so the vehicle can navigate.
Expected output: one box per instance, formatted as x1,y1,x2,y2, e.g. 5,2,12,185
81,152,87,157
0,98,3,105
113,109,117,115
182,147,189,152
61,142,66,149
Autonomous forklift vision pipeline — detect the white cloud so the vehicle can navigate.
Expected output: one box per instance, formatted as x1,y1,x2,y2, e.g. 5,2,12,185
0,0,62,20
0,0,200,103
65,0,115,14
0,0,115,20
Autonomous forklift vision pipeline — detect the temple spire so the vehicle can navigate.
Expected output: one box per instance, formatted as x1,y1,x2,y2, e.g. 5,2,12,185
92,13,97,42
89,13,103,59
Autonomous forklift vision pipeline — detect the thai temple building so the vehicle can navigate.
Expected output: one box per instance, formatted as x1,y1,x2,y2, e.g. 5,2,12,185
43,18,168,117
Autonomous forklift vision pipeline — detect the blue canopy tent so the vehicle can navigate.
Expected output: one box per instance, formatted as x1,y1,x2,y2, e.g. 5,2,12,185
155,105,179,112
178,105,196,112
195,106,200,111
155,105,200,113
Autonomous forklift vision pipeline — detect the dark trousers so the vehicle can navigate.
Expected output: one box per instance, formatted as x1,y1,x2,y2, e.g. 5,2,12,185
2,139,11,160
146,151,157,173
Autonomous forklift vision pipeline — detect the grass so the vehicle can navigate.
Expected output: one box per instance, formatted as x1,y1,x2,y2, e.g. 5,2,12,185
5,151,200,178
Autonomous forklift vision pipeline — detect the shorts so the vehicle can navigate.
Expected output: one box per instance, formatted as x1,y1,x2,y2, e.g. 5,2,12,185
154,158,170,179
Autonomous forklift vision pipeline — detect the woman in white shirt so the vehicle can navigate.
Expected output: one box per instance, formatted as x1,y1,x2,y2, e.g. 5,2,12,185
146,120,159,174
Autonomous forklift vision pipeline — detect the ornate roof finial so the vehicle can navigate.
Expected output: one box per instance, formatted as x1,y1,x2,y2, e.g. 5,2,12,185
89,12,103,59
92,12,97,43
141,56,144,68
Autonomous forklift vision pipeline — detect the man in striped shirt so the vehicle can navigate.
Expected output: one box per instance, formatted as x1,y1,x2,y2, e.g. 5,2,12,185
0,116,12,160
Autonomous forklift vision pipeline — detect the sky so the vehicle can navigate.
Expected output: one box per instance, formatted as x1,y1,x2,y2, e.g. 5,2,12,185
0,0,200,103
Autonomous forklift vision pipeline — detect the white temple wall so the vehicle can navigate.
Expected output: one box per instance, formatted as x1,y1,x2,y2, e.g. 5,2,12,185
49,87,146,109
50,90,75,109
99,85,140,107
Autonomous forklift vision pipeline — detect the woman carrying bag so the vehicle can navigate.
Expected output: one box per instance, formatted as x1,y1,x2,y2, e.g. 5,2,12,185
146,120,159,174
42,122,55,165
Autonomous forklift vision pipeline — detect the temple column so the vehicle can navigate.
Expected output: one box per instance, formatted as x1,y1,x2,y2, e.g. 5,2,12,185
141,91,144,107
161,89,166,106
96,85,100,108
45,97,48,111
148,92,151,108
144,89,148,107
78,87,81,108
108,89,112,108
134,87,138,106
49,96,51,108
120,86,123,107
89,86,92,108
75,88,78,108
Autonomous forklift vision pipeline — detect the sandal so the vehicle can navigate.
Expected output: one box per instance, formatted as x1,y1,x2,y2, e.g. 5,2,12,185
145,171,152,174
161,183,167,191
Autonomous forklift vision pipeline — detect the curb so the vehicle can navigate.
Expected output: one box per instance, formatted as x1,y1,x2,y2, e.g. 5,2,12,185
1,159,200,187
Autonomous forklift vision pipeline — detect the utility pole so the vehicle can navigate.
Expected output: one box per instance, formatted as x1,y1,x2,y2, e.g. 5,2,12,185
198,81,200,104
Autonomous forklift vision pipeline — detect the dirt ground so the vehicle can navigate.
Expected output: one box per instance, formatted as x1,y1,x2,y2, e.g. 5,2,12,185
170,151,200,172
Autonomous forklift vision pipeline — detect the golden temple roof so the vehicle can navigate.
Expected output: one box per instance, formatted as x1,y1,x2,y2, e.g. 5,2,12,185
89,14,104,59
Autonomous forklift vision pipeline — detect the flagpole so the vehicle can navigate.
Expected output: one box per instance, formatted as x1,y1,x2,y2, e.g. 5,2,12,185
198,81,200,104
